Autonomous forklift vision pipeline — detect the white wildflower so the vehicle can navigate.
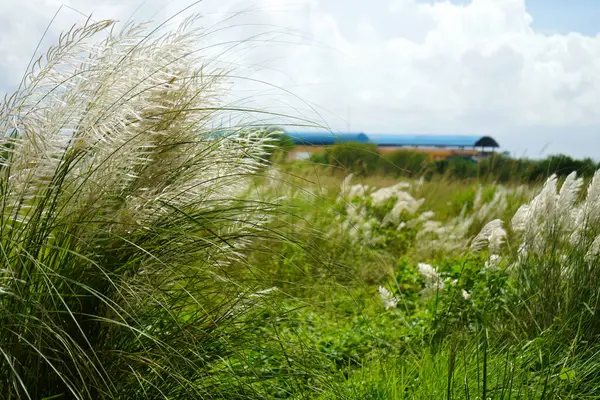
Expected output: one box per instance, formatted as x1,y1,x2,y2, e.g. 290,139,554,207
265,168,283,189
378,286,399,310
462,289,471,300
510,173,590,257
583,171,600,224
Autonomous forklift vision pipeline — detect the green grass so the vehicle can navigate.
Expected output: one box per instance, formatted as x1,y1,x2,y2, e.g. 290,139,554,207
240,164,600,399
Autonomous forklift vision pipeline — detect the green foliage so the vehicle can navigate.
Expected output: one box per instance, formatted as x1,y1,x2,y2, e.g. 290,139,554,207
317,142,381,175
379,150,430,177
307,144,600,184
247,168,600,399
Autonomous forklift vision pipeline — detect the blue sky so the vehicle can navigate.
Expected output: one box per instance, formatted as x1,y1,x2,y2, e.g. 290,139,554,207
521,0,600,35
429,0,600,35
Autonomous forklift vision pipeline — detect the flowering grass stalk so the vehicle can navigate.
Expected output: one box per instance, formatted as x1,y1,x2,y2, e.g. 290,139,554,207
0,16,307,399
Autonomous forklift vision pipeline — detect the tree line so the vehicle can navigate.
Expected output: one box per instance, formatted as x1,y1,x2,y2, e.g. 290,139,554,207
302,141,599,182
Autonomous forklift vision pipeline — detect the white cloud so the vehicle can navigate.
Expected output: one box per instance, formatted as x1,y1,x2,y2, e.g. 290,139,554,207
1,0,600,157
241,0,600,157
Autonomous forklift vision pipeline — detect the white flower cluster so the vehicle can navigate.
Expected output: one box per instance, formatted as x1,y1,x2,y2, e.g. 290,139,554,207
336,174,530,255
415,185,526,255
337,175,424,245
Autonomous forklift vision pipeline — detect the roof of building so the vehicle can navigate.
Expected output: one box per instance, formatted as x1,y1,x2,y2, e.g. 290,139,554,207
286,131,369,146
367,134,499,148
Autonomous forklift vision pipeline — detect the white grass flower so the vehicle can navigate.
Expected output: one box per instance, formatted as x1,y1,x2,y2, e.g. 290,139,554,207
421,280,445,299
511,205,530,232
570,171,600,244
510,172,590,257
470,219,506,253
0,15,290,397
378,286,399,310
418,262,447,299
370,182,411,207
250,287,279,298
485,254,502,270
473,186,483,210
347,184,369,199
417,211,436,222
488,225,507,253
419,220,444,233
0,15,273,234
409,210,436,228
382,192,424,226
341,173,354,195
462,289,471,300
557,172,583,212
418,263,440,284
265,168,283,189
585,235,600,264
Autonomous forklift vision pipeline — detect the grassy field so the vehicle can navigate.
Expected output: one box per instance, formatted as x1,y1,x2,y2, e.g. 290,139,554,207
238,164,600,399
2,15,600,399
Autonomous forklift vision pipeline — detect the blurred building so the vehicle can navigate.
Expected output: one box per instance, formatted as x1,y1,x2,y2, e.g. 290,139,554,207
286,131,500,161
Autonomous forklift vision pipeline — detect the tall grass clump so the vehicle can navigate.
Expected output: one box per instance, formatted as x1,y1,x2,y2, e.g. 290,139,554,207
0,16,311,399
510,172,600,337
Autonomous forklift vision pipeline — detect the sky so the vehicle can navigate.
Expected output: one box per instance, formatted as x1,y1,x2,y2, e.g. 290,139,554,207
1,0,600,158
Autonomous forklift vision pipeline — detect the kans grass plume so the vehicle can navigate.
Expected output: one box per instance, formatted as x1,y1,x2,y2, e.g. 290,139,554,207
0,16,293,399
